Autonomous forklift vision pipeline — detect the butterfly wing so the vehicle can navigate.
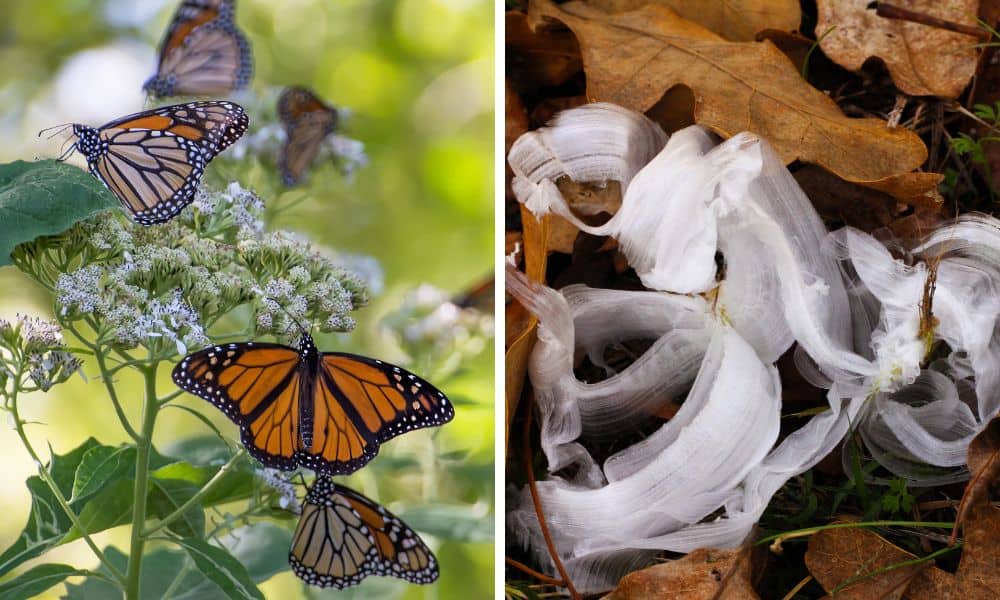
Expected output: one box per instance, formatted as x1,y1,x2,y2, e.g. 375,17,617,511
293,354,454,475
145,0,251,97
172,342,304,470
289,475,439,589
277,88,338,186
279,113,337,186
88,102,247,224
156,0,230,60
278,86,335,126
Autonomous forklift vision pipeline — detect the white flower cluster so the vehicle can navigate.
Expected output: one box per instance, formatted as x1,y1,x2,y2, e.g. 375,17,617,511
382,284,493,375
256,468,301,514
38,183,371,357
188,181,265,239
506,104,1000,593
0,314,81,394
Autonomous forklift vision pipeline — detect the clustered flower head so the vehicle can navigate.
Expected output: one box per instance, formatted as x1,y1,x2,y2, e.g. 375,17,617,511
382,284,493,376
17,182,372,359
256,468,301,515
0,314,81,395
224,87,368,180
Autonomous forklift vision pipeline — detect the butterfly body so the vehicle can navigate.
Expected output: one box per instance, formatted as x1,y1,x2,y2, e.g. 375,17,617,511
172,333,454,475
68,101,247,225
289,475,439,589
144,0,252,98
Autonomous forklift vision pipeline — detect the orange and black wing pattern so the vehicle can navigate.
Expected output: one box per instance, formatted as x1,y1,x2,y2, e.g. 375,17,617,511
73,101,247,225
171,341,303,471
292,352,455,475
277,86,338,186
144,0,252,97
289,475,438,589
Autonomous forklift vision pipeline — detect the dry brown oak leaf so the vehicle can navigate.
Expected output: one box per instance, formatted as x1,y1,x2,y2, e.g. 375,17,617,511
527,0,929,192
805,525,950,599
817,0,980,98
602,547,759,600
808,417,1000,599
584,0,800,42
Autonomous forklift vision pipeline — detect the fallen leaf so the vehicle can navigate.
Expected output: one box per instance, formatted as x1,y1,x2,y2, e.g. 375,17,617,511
529,95,588,129
505,206,552,450
507,10,583,90
756,29,815,71
506,79,530,155
546,179,623,254
603,547,759,600
816,0,980,98
808,419,1000,598
794,164,901,231
953,416,1000,542
805,524,933,598
887,208,950,247
909,415,1000,597
585,0,801,41
507,79,530,207
527,0,929,193
863,172,944,208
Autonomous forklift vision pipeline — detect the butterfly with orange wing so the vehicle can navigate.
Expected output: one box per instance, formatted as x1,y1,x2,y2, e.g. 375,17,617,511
289,474,438,589
144,0,252,98
277,86,340,186
172,333,454,475
64,101,247,225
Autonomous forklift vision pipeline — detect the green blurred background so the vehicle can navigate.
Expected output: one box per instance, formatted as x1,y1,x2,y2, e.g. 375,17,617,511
0,0,494,598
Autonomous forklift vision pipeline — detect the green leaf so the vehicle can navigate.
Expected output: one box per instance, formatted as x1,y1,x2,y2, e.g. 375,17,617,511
152,458,256,507
63,546,223,600
399,503,494,543
165,435,234,467
0,563,81,599
65,479,135,544
72,446,136,501
0,160,117,266
173,538,265,600
182,523,292,598
148,478,204,538
0,437,103,577
222,523,292,584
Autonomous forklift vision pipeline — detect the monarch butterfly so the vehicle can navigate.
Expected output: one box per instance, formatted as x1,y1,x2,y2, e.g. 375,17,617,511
144,0,252,98
455,276,494,314
290,474,439,589
171,333,454,475
62,101,248,225
277,86,339,186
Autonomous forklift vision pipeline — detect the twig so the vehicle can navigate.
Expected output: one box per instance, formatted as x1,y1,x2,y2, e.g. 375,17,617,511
875,3,990,41
780,575,813,600
523,398,580,599
506,557,567,586
142,449,247,536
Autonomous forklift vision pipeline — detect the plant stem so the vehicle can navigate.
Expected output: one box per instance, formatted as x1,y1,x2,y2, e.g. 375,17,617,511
94,342,141,442
755,520,955,548
143,449,246,537
124,361,160,600
7,366,126,585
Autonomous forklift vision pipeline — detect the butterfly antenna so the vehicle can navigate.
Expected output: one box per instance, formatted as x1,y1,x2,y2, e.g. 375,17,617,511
37,123,73,139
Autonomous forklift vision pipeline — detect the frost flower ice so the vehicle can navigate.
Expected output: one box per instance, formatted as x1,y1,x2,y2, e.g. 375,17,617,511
507,103,1000,592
